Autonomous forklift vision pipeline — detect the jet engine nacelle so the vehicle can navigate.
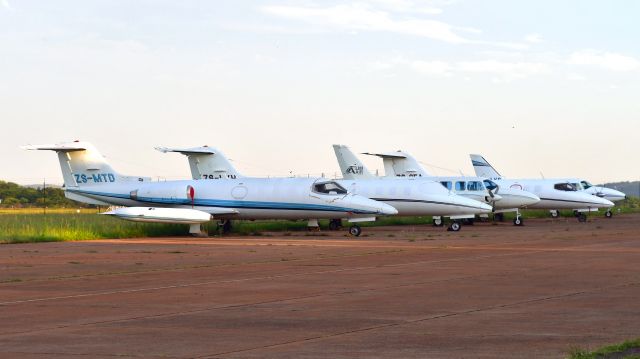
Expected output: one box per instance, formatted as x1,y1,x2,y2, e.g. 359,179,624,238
130,183,196,204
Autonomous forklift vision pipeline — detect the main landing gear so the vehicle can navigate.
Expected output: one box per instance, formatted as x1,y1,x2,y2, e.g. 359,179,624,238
329,219,342,231
550,210,560,218
432,216,444,227
574,211,588,223
218,220,232,234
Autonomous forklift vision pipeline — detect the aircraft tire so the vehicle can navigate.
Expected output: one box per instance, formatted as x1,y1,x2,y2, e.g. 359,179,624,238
349,225,362,237
447,222,461,232
551,210,560,218
578,213,588,223
433,217,443,227
605,210,613,218
513,217,523,226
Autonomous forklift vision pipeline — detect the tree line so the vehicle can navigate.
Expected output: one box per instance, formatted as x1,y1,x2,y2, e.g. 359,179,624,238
0,181,93,208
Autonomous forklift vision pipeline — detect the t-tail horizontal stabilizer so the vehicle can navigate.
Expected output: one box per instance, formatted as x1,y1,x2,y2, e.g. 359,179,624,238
362,150,431,178
155,146,242,180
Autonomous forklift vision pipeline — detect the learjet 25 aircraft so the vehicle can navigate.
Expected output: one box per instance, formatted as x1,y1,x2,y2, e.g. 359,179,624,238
22,141,398,236
158,145,493,232
469,154,615,222
334,145,540,226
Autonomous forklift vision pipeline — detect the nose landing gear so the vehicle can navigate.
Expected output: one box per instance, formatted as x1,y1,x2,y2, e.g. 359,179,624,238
349,224,362,237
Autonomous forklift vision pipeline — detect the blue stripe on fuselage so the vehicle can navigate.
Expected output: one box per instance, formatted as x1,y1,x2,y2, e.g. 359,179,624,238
67,189,376,214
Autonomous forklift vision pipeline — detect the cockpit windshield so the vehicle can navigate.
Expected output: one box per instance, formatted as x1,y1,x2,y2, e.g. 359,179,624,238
466,181,485,191
581,180,593,189
313,181,348,195
554,182,578,192
571,182,585,191
483,180,498,191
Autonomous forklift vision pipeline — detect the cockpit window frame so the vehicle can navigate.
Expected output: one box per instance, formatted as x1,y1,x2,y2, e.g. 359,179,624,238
554,182,578,192
312,181,348,195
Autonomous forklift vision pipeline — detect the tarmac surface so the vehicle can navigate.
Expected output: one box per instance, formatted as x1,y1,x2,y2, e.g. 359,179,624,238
1,214,639,358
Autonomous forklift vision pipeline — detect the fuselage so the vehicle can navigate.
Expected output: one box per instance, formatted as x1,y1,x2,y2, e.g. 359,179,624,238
65,177,397,220
565,179,626,203
489,178,614,209
336,178,492,217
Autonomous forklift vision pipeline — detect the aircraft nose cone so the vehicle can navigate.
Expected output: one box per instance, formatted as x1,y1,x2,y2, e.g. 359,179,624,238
457,196,492,214
379,203,399,216
523,192,541,206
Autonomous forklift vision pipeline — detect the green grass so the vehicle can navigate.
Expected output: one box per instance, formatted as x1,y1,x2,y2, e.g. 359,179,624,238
567,338,640,359
0,213,191,244
1,197,639,244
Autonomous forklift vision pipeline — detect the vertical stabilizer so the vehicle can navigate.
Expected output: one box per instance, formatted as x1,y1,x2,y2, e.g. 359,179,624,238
155,146,242,180
332,144,374,180
21,141,149,188
469,154,502,179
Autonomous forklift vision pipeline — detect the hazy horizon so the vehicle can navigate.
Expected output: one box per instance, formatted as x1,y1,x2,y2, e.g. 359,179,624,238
2,1,639,185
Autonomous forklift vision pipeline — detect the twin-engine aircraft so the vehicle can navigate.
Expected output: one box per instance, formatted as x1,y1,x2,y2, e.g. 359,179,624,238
158,145,493,232
23,141,398,236
469,154,615,222
333,145,540,226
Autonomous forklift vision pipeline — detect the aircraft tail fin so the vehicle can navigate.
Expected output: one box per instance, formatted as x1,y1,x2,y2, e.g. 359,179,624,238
21,141,150,189
332,144,374,180
362,150,430,178
469,154,502,179
155,146,243,180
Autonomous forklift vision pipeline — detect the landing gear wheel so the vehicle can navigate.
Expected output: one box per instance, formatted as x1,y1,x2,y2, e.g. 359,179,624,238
447,222,461,232
349,225,362,237
551,210,560,218
220,220,232,234
605,210,613,218
578,213,588,223
494,213,505,222
329,219,342,231
433,217,443,227
513,216,523,226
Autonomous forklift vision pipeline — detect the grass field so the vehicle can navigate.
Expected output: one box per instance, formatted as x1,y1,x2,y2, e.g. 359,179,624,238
567,337,640,359
1,197,639,244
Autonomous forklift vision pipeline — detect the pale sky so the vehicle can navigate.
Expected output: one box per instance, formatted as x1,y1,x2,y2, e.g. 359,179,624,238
1,0,639,185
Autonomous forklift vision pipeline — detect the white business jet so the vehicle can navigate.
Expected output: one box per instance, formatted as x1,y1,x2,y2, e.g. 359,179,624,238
22,141,397,236
334,145,539,226
470,154,614,222
158,145,493,232
349,147,541,225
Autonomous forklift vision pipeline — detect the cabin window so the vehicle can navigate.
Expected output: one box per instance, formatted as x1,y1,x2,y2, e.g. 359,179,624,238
440,181,452,190
467,181,484,191
554,183,577,191
455,181,466,191
483,180,498,191
313,181,347,195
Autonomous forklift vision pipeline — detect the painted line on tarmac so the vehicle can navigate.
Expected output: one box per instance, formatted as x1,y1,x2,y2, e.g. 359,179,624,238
0,250,528,307
195,280,640,358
